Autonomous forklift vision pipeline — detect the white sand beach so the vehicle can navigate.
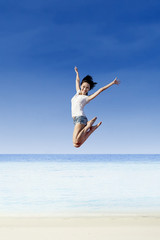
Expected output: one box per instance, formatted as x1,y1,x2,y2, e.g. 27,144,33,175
1,155,160,240
0,214,160,240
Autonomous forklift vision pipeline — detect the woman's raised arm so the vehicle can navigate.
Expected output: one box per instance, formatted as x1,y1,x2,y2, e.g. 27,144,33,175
74,66,80,92
88,77,120,101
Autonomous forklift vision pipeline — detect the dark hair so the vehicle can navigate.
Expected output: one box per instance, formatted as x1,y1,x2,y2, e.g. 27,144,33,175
81,75,97,90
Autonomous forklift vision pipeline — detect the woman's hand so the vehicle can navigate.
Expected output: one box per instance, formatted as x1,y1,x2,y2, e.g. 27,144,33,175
74,66,78,74
113,77,120,85
74,66,80,91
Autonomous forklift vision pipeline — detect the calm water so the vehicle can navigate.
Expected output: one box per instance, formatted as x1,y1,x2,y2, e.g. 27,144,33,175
0,154,160,216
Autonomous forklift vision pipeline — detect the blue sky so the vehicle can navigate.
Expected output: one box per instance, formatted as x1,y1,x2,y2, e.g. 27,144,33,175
0,0,160,153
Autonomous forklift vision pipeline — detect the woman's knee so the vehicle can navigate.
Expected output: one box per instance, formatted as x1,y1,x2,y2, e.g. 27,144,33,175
73,143,81,148
73,139,81,148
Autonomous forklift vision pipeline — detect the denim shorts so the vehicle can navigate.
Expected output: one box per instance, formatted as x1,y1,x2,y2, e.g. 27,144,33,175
73,116,88,126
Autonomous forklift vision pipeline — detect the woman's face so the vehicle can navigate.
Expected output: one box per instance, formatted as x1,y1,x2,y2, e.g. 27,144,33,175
81,82,90,95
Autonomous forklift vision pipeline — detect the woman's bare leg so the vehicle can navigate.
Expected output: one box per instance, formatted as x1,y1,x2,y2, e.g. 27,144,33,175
76,122,102,147
73,117,102,148
73,123,86,147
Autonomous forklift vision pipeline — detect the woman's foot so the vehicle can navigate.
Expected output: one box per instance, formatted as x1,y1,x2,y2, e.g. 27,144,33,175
90,122,102,131
87,117,97,128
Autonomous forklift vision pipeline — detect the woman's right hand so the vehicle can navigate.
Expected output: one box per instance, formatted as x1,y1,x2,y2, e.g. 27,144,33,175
74,66,78,73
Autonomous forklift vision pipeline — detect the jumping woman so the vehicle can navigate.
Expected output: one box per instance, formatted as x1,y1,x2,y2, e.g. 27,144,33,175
71,66,120,148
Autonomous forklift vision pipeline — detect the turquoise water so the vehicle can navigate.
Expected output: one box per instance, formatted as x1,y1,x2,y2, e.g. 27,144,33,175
0,154,160,216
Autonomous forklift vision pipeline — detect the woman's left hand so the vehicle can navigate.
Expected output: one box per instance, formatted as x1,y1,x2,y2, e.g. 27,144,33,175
113,77,120,85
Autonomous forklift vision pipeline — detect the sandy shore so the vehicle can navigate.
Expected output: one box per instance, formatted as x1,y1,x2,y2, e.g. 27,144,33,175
0,215,160,240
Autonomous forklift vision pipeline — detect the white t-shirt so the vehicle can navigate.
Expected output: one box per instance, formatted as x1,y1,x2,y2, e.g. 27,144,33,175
71,90,89,117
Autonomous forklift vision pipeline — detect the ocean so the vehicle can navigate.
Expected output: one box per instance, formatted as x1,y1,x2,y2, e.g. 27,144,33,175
0,154,160,216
